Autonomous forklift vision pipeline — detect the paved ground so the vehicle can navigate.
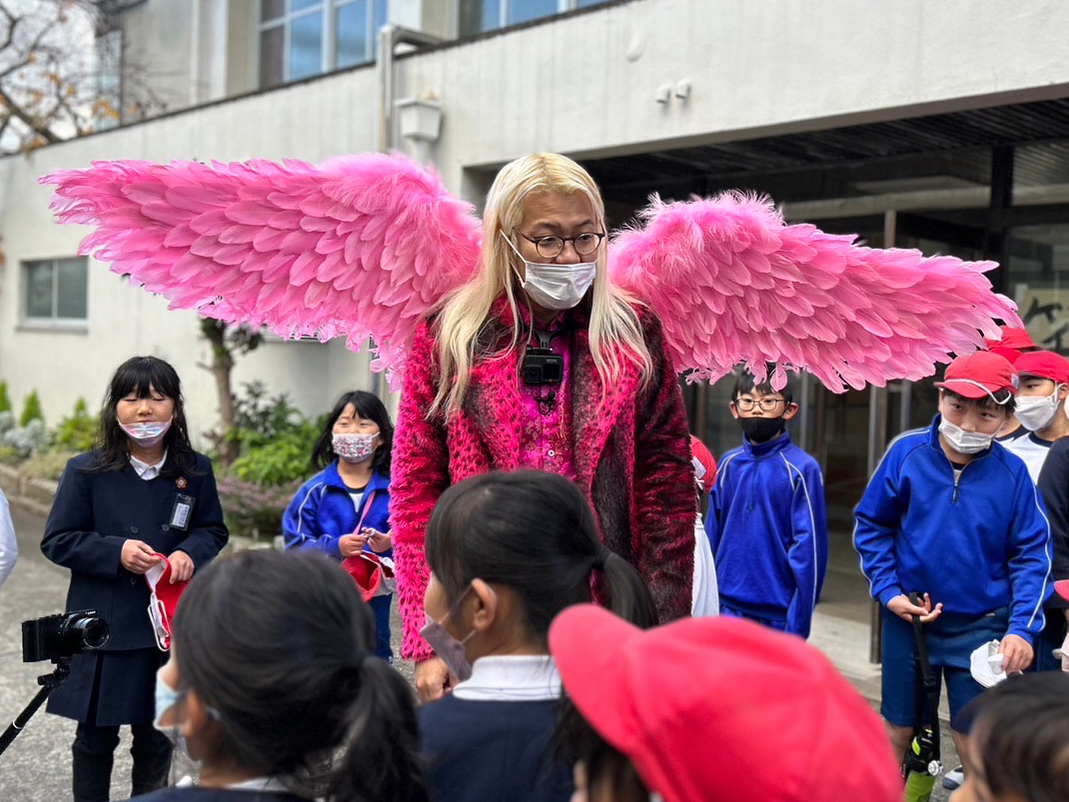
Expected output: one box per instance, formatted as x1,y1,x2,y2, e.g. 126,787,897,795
0,498,957,800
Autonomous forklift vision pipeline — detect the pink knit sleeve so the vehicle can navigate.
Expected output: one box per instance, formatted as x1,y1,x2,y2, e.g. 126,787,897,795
390,319,449,662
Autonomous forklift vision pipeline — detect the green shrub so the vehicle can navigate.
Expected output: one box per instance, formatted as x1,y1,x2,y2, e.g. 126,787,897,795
54,398,98,453
0,381,11,414
20,390,43,427
229,420,319,487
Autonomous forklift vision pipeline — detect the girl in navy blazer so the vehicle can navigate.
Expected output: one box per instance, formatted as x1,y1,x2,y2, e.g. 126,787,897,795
283,391,394,660
418,471,658,802
142,549,427,802
41,356,228,801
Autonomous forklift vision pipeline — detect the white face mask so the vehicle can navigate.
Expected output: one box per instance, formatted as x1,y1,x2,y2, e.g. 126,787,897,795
121,420,171,448
1015,387,1062,432
503,235,597,311
939,417,995,455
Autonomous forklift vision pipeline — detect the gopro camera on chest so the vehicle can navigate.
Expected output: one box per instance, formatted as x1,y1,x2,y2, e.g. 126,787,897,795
522,347,564,385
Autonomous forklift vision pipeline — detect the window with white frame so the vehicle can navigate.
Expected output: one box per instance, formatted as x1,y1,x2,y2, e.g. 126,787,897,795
259,0,387,89
458,0,611,36
23,258,89,324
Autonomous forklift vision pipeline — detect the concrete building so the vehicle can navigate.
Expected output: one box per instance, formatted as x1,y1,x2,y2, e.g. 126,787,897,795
3,0,1069,588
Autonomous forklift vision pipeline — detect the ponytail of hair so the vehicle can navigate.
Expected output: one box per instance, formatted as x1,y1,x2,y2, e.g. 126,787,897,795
330,657,429,802
596,550,658,630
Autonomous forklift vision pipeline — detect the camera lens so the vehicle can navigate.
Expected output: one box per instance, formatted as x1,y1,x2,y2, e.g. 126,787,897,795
67,613,110,651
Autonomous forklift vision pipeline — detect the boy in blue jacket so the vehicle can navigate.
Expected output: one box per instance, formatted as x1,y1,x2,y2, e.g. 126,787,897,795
705,371,828,638
854,351,1052,768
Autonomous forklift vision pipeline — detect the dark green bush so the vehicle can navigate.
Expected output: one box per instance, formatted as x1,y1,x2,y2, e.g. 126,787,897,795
19,390,43,427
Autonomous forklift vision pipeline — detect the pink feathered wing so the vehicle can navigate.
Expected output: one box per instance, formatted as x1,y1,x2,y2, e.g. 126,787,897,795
40,154,482,389
610,194,1020,391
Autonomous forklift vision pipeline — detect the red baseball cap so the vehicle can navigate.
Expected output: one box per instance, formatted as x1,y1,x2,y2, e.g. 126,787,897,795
934,351,1017,401
1056,580,1069,603
549,606,902,802
1014,350,1069,385
984,326,1036,352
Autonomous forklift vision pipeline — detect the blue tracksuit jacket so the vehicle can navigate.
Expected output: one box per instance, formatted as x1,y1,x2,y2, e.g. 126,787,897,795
853,415,1052,643
705,431,828,637
282,461,391,560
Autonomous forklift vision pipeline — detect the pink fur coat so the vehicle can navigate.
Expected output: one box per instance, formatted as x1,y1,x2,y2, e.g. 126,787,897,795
390,299,696,661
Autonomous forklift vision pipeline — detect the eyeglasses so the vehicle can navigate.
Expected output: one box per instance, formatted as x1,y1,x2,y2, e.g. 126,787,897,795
734,397,787,411
518,232,605,259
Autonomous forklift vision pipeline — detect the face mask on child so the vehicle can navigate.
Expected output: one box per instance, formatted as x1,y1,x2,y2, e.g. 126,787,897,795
419,584,496,683
121,420,171,449
333,432,376,464
938,418,995,455
154,667,219,760
737,416,785,444
1014,388,1062,432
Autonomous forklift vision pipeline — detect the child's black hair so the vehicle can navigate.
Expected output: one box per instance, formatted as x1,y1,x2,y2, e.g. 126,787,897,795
87,356,198,474
965,672,1069,802
732,368,794,406
310,390,394,476
171,550,428,802
566,713,649,801
424,470,658,645
939,387,1016,415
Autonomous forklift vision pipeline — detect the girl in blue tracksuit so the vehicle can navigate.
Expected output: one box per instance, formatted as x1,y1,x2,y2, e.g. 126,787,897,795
283,390,394,660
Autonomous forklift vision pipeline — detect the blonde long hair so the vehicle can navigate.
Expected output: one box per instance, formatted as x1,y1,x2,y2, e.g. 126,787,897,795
430,153,653,416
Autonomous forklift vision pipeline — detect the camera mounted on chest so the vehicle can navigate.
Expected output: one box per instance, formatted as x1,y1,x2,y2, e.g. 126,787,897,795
522,328,565,386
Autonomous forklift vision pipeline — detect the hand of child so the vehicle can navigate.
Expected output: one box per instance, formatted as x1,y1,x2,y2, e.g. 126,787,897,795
1059,632,1069,673
121,539,161,574
887,592,943,623
414,656,452,703
998,634,1034,674
364,528,392,553
338,533,368,558
167,550,195,582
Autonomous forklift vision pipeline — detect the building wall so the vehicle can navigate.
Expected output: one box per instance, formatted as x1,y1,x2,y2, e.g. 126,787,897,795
2,0,1068,441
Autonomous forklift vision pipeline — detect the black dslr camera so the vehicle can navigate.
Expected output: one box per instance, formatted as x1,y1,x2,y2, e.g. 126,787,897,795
23,611,109,663
522,347,564,385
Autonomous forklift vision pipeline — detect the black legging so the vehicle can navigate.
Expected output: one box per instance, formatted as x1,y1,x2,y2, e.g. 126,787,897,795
72,721,171,802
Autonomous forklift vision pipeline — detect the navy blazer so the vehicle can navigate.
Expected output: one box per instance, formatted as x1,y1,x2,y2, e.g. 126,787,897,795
42,451,229,651
419,696,572,802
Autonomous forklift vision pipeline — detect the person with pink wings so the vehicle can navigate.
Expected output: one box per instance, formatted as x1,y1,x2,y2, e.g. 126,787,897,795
43,150,1017,699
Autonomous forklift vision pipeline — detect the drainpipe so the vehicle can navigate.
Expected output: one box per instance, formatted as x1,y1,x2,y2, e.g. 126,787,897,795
371,23,440,397
375,24,441,153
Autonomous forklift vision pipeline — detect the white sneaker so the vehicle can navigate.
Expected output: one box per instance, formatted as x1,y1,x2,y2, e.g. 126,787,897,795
943,766,964,790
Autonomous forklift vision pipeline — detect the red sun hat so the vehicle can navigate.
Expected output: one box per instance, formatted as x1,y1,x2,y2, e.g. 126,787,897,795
549,605,902,802
984,325,1037,353
144,554,190,651
1014,350,1069,385
934,351,1017,401
1056,580,1069,603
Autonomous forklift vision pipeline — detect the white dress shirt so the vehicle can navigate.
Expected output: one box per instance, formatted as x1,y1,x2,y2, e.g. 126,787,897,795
130,450,168,481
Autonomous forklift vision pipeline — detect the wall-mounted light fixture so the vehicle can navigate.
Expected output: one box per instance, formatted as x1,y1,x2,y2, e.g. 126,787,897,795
395,95,443,143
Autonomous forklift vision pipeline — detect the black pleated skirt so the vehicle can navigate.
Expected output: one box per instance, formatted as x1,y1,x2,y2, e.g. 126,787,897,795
46,647,166,726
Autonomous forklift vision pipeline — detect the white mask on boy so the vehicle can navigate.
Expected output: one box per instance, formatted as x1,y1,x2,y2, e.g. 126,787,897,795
1015,388,1062,432
938,418,995,455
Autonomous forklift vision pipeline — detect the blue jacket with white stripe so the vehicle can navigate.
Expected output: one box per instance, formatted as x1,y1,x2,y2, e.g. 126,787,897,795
282,461,391,560
854,415,1052,644
705,430,828,637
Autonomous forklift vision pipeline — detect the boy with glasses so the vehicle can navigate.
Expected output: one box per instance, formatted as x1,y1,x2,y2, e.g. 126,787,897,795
704,371,828,637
